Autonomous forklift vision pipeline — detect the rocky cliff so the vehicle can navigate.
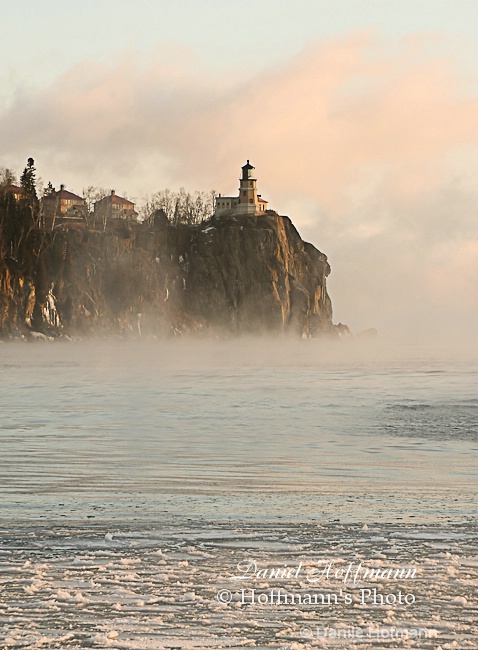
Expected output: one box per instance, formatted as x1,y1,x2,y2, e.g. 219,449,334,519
0,212,337,339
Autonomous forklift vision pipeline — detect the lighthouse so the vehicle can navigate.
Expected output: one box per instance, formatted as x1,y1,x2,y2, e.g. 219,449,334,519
215,161,268,217
238,160,259,214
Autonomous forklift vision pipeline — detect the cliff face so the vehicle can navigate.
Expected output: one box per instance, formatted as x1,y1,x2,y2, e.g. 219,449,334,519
0,213,335,338
179,214,332,335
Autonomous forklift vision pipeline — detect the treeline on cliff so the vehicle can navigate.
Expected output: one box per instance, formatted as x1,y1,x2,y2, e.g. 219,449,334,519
1,159,215,228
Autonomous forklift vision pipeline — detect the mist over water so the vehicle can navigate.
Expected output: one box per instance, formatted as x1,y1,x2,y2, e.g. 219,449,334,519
1,338,477,647
1,338,476,523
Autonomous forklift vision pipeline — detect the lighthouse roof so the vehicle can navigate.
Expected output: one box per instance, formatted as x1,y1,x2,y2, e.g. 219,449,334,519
242,159,255,170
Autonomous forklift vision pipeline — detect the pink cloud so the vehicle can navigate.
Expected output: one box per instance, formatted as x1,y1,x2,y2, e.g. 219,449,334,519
1,32,477,340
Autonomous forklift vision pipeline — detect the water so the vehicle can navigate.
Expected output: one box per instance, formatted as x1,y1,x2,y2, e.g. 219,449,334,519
0,340,477,648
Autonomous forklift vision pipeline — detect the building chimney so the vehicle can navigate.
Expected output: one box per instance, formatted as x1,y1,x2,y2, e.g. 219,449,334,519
111,190,115,195
60,184,65,191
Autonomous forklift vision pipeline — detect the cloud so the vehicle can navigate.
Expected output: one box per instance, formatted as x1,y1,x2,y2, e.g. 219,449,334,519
1,32,477,341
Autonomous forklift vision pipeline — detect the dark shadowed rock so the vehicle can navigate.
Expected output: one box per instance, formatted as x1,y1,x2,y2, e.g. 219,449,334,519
0,213,339,338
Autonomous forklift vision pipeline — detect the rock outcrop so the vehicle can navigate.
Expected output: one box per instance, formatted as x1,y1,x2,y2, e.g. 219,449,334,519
0,212,337,338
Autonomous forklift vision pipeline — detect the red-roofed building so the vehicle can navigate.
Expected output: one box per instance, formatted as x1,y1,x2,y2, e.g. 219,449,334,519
93,190,138,228
41,184,87,228
1,184,26,201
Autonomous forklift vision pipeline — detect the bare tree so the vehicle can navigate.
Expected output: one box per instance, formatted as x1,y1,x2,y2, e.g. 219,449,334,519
82,186,109,226
0,166,16,187
140,188,215,225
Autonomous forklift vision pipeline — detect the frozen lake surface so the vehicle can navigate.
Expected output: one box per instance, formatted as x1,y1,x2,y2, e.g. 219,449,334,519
0,340,477,647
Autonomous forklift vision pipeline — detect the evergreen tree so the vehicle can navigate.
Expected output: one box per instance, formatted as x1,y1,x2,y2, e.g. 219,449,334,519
20,158,37,201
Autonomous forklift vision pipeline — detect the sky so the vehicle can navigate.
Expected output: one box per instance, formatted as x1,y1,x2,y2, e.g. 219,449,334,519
1,0,477,342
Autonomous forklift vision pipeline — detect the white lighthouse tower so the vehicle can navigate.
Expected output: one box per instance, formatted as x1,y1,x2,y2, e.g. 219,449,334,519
237,160,259,214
